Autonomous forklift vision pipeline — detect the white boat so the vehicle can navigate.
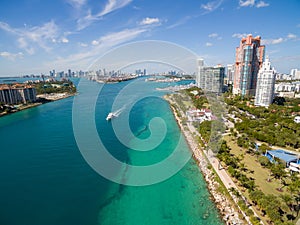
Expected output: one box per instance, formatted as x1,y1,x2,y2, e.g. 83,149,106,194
106,107,125,121
106,112,115,121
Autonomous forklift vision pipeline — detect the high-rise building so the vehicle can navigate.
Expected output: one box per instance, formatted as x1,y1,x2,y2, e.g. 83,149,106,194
290,69,297,77
226,64,234,84
50,69,55,77
291,69,300,80
0,85,36,104
196,59,204,87
68,69,72,77
197,60,225,94
254,57,276,107
233,35,265,96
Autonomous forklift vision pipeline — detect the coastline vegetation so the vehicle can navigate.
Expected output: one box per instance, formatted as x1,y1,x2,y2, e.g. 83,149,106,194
169,86,300,225
34,80,77,95
166,89,246,224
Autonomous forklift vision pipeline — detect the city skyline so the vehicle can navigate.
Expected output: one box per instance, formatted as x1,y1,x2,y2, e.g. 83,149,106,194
0,0,300,76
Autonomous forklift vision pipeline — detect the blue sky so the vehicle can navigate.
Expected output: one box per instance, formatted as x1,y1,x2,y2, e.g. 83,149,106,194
0,0,299,76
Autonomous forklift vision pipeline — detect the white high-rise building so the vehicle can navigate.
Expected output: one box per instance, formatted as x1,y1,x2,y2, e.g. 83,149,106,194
290,69,300,80
295,71,300,80
254,57,276,107
196,59,204,87
226,64,234,84
290,69,297,77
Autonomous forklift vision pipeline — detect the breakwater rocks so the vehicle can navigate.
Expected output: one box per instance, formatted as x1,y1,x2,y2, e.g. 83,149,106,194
198,157,243,225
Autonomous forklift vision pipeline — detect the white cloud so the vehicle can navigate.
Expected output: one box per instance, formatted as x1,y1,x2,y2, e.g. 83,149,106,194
167,16,192,29
133,6,140,10
77,9,100,31
0,22,15,33
49,27,147,68
262,38,284,45
208,33,218,38
79,42,88,47
239,0,255,7
67,0,87,9
239,0,270,8
99,0,132,17
261,34,298,45
0,20,62,54
17,37,35,55
91,40,99,45
232,33,249,38
206,42,213,47
77,0,132,30
0,51,23,60
95,28,146,46
140,17,160,25
61,38,69,43
201,0,224,13
287,33,297,39
256,1,269,8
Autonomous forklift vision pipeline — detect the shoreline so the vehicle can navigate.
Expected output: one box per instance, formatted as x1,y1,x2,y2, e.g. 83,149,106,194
164,94,245,225
0,92,76,118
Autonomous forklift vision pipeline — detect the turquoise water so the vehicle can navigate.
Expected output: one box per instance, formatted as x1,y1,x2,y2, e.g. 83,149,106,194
0,78,223,225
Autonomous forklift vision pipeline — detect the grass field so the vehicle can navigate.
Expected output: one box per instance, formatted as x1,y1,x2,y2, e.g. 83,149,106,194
223,135,287,196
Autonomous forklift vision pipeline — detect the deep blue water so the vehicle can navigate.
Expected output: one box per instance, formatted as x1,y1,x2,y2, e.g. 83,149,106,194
0,77,223,225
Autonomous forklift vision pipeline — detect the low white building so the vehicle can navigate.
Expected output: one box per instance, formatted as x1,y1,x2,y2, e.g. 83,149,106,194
289,162,300,173
294,116,300,123
186,108,213,122
275,82,300,93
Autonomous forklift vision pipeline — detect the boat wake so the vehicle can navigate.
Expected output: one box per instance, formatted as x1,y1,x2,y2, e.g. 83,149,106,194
113,106,125,117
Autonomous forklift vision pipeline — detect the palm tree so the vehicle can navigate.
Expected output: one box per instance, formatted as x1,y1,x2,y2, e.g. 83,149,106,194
287,177,300,216
280,194,294,215
270,162,287,191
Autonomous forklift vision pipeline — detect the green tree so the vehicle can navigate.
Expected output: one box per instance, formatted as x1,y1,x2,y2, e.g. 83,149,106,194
258,155,271,167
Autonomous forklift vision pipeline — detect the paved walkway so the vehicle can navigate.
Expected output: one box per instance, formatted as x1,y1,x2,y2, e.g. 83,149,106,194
186,117,260,224
166,94,269,224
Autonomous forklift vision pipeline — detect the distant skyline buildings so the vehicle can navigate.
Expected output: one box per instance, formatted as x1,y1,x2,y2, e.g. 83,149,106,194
290,69,300,80
254,57,276,107
233,35,265,96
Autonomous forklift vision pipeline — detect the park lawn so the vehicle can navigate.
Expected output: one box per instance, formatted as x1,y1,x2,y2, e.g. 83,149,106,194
179,93,194,110
223,135,287,196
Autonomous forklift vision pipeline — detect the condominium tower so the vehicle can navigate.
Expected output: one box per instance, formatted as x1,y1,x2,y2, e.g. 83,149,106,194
254,57,276,107
197,59,225,94
226,64,234,84
233,35,265,96
0,85,37,104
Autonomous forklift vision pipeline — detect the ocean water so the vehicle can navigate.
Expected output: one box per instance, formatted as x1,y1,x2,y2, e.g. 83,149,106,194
0,78,223,225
